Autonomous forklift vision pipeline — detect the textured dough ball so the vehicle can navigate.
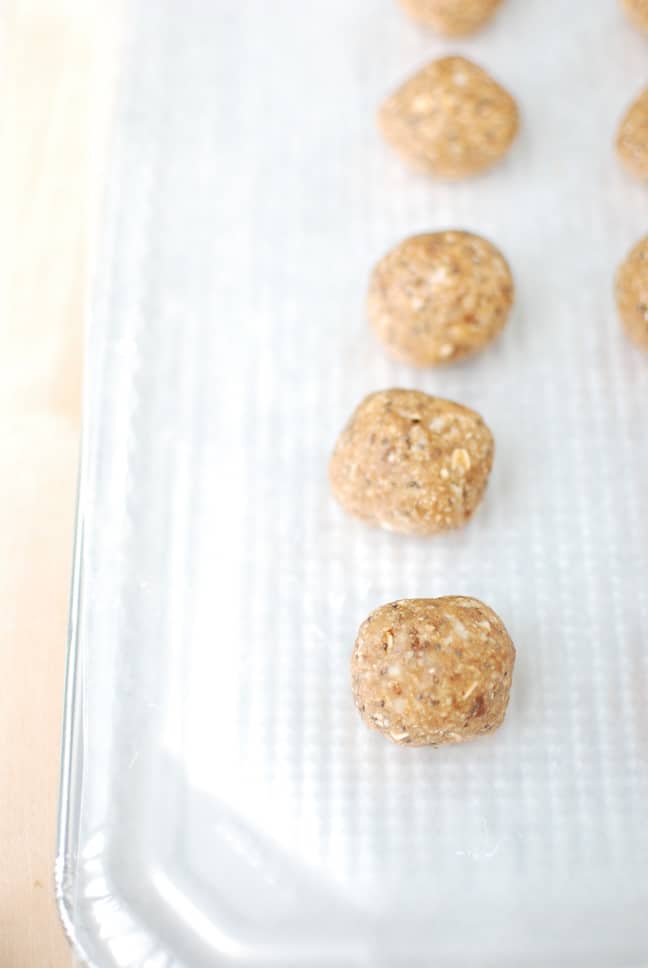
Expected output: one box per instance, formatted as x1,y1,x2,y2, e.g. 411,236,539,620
617,87,648,179
398,0,503,35
615,235,648,349
368,231,514,366
352,597,515,747
621,0,648,31
378,56,518,178
329,388,494,535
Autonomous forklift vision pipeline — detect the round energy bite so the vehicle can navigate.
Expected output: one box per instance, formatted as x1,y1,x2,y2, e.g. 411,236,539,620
615,235,648,349
378,56,518,178
368,231,513,365
352,597,515,747
621,0,648,32
329,388,494,535
617,86,648,179
398,0,503,35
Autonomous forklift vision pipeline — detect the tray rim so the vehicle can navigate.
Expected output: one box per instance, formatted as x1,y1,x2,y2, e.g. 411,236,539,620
55,465,96,968
54,7,126,960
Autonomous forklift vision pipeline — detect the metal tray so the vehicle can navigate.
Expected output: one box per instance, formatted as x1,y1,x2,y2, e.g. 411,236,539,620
57,1,648,964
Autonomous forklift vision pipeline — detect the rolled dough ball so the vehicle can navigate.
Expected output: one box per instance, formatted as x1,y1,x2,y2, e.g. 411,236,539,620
616,235,648,349
378,56,518,178
329,388,494,535
351,597,515,747
621,0,648,31
398,0,503,35
368,231,513,366
617,87,648,179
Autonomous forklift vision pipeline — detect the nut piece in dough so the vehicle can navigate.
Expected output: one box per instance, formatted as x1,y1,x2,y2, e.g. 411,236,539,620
352,597,515,747
621,0,648,31
398,0,503,35
617,87,648,179
329,388,494,535
615,235,648,349
378,56,518,178
368,231,514,366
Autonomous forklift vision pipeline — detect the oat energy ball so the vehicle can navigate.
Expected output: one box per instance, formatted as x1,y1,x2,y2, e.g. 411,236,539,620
621,0,648,32
368,231,513,365
352,597,515,747
616,235,648,349
378,56,518,178
329,389,494,535
617,87,648,179
398,0,503,35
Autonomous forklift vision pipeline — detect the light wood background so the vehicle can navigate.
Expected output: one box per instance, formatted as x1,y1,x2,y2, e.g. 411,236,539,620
1,3,118,965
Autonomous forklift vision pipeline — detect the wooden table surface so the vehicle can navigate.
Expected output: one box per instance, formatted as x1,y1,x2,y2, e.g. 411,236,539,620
1,3,118,964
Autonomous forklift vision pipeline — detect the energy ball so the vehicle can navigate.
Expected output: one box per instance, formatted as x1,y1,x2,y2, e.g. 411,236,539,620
621,0,648,31
615,235,648,349
368,231,514,366
378,56,518,179
398,0,503,35
329,388,494,535
617,87,648,179
352,597,515,747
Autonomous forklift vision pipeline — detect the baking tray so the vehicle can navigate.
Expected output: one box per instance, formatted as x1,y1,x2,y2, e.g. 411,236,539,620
56,1,648,965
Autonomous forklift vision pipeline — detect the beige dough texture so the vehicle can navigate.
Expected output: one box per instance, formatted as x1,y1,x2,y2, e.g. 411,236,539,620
329,388,494,535
621,0,648,31
616,235,648,349
351,597,515,747
617,87,648,179
378,56,518,178
368,230,514,366
398,0,503,35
